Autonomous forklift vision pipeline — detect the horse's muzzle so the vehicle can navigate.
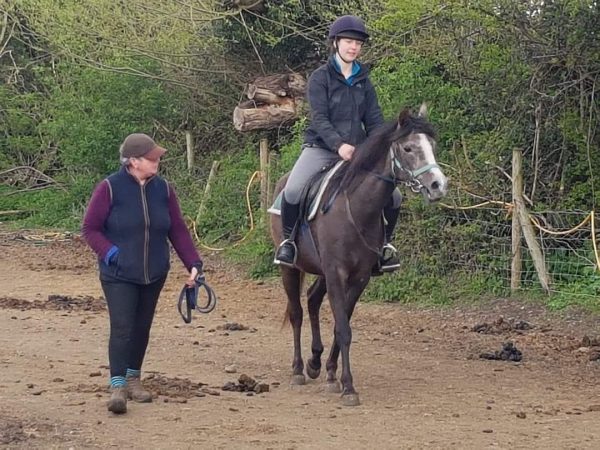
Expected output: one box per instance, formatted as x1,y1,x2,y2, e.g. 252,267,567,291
422,173,448,202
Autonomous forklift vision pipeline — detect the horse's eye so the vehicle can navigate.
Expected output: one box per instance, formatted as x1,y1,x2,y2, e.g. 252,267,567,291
404,146,412,153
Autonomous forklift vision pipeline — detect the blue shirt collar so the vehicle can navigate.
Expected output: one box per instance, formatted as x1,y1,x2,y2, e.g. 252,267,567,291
333,55,361,86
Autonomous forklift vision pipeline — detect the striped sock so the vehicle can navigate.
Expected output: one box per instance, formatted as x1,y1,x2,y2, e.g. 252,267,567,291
126,368,141,379
110,375,127,388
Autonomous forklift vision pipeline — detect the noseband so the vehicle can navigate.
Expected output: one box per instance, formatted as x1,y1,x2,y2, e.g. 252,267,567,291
390,147,440,192
371,147,439,193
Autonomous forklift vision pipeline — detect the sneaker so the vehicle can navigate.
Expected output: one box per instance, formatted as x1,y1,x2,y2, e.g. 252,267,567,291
273,239,297,267
380,243,400,272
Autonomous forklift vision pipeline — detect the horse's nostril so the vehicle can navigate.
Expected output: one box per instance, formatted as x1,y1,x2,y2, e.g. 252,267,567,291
431,181,440,191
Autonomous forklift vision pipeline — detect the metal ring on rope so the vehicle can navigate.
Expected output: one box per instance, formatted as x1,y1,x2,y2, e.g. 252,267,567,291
177,274,217,324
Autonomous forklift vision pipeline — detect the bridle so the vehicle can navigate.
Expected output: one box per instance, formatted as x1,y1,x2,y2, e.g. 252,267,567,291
389,146,440,193
370,142,440,192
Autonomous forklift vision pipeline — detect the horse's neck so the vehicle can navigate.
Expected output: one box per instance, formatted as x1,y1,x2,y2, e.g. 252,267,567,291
346,155,395,219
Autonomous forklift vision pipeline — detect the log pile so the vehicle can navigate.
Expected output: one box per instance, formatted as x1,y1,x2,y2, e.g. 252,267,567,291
233,73,306,132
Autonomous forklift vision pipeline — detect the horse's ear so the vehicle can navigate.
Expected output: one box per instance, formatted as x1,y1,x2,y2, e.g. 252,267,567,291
397,108,411,127
418,103,428,118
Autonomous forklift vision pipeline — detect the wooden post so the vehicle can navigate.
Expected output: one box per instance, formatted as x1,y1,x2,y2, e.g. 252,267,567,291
259,139,269,216
512,148,551,294
267,150,277,207
511,149,523,292
186,130,194,173
196,160,220,223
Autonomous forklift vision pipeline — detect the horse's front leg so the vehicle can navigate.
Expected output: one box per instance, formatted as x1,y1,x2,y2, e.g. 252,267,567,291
325,338,341,393
326,275,368,406
306,277,327,380
282,267,305,385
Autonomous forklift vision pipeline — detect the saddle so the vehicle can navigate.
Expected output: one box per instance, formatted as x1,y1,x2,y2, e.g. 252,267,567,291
268,160,345,221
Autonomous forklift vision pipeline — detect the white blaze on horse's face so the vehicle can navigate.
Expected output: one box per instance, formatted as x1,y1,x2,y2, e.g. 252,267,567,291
400,133,448,201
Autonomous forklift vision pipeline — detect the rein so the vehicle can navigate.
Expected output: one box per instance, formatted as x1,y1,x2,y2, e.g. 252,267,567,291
344,193,383,257
177,273,217,324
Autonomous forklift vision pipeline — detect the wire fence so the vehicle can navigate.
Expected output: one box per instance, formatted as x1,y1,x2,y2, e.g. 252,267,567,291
402,202,600,301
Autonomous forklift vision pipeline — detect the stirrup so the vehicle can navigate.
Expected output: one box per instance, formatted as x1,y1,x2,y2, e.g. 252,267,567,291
380,243,400,272
273,239,298,267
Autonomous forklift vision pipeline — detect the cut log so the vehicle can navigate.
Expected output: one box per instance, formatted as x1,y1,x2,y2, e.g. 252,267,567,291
233,98,299,132
233,73,306,132
247,85,287,105
247,73,306,101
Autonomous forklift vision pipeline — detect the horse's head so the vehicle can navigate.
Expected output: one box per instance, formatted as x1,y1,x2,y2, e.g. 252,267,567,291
390,105,448,202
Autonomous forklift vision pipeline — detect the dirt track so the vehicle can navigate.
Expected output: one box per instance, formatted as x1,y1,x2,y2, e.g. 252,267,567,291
1,231,600,449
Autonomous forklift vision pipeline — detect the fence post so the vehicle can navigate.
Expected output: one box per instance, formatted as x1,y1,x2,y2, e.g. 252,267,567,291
186,130,194,173
267,150,277,208
196,160,220,224
512,148,551,294
511,148,522,292
260,138,269,216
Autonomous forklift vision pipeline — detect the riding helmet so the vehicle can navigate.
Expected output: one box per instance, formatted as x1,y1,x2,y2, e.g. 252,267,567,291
328,15,369,42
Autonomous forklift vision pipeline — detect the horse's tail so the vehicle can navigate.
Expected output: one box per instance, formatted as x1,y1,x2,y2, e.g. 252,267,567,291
281,271,305,330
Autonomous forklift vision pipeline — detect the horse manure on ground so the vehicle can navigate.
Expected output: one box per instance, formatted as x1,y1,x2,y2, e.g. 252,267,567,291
142,373,207,399
217,322,251,331
0,417,27,445
47,295,105,311
222,374,270,394
0,295,105,312
480,342,523,362
581,335,600,348
472,317,533,334
0,415,56,445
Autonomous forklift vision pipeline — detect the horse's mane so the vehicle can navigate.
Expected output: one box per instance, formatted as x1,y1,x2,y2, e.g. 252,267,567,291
335,112,437,192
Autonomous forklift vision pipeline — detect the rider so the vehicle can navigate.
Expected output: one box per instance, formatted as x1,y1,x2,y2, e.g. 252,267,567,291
274,15,402,272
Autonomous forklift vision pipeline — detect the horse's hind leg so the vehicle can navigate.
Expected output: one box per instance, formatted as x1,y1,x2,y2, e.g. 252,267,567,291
306,277,326,380
282,267,305,385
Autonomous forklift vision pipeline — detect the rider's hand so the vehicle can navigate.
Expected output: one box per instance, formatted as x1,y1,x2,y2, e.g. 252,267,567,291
337,143,355,161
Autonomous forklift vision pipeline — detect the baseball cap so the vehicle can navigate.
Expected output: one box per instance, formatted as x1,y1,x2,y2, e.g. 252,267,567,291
120,133,166,161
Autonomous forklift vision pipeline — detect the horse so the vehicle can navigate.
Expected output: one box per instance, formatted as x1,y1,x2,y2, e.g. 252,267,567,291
270,105,448,406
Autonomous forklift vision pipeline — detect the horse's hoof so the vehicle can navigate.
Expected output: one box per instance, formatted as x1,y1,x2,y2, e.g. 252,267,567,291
306,363,321,380
290,374,306,385
341,393,360,407
325,381,341,393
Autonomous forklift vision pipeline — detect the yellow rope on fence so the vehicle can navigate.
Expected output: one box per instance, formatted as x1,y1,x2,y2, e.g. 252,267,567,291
189,170,600,270
441,199,600,272
440,200,513,211
190,170,261,252
529,212,592,236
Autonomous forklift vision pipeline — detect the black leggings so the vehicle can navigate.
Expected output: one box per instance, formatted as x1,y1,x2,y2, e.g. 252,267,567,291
100,275,167,378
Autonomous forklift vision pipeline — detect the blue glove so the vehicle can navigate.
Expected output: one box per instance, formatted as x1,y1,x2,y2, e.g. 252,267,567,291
104,245,119,265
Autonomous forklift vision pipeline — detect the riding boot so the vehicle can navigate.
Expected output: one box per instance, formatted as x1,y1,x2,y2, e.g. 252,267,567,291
380,205,401,272
274,194,300,267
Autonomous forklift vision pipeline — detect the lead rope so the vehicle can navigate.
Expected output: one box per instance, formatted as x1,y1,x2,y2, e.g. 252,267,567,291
177,273,217,324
